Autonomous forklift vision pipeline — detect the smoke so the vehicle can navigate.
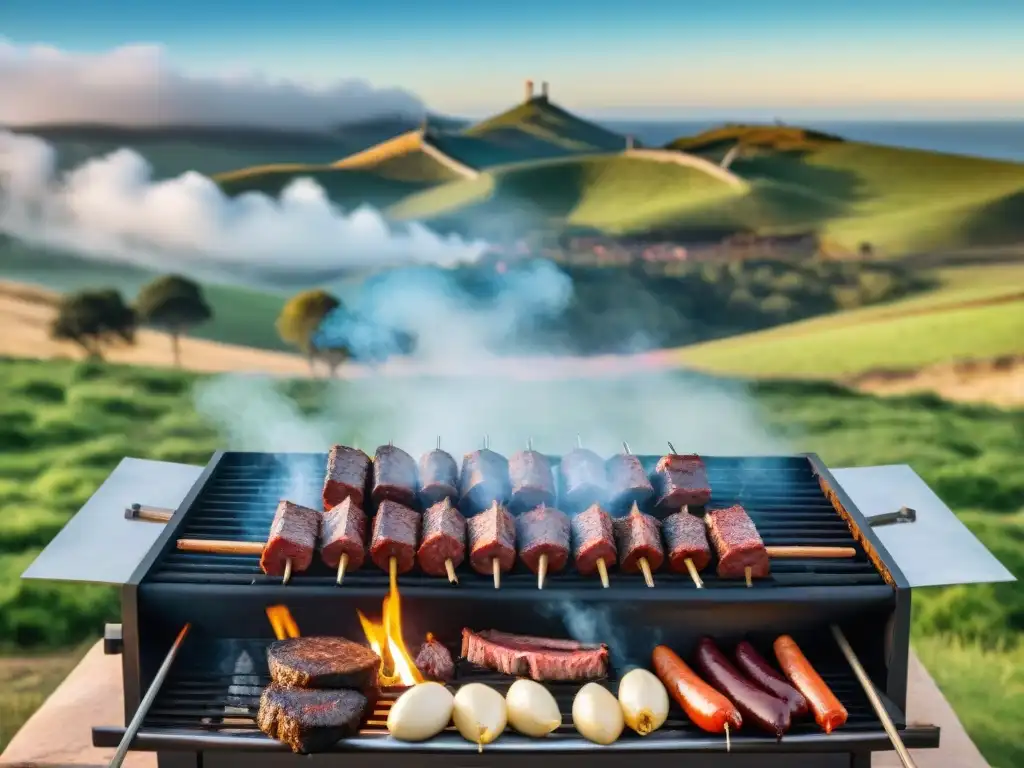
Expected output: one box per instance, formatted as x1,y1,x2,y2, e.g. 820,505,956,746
542,600,661,672
0,130,489,279
0,39,423,129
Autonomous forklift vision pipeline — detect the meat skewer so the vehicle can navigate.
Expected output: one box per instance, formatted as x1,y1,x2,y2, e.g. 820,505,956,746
459,435,511,515
322,445,371,511
371,441,418,509
320,497,367,585
516,501,570,589
369,499,420,582
571,502,616,588
706,504,770,587
613,501,664,588
418,437,459,508
467,500,516,589
261,500,320,585
508,438,556,513
605,441,655,515
560,435,608,513
662,503,711,589
417,497,466,584
653,442,712,513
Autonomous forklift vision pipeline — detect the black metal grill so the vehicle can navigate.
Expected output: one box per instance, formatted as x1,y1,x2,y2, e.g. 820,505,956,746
147,452,885,590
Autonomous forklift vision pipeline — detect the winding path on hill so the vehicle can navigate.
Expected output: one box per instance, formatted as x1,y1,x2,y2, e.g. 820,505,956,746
623,148,748,188
331,130,479,180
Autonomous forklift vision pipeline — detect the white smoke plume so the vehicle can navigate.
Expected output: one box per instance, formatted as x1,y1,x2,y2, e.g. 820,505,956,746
0,40,423,129
0,130,488,277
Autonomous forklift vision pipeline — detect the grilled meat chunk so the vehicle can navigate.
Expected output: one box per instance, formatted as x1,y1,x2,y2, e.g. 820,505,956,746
257,685,370,754
559,448,607,512
467,502,516,575
320,497,367,572
261,500,320,576
267,637,381,690
418,448,459,507
605,453,654,515
706,504,770,579
416,498,466,577
516,504,570,575
415,634,455,682
461,628,608,681
508,449,556,513
459,449,510,515
613,504,664,574
323,445,371,511
371,444,418,508
654,453,711,512
662,508,712,573
571,503,617,576
369,500,420,574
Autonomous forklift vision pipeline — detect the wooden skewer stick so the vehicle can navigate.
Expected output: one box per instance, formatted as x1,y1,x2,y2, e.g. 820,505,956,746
177,538,264,554
576,434,583,449
283,558,293,585
724,722,731,753
831,624,918,768
538,553,548,590
336,553,349,585
389,556,398,591
639,557,655,588
667,441,678,455
445,558,459,584
528,437,534,451
622,441,632,455
492,557,501,589
596,558,610,588
744,565,752,588
685,558,704,588
483,434,489,450
768,546,856,559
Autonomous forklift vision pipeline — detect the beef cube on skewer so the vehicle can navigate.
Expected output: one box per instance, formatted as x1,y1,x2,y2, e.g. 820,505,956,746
516,504,570,589
606,442,655,515
369,500,420,582
416,497,466,583
572,503,617,588
320,497,367,585
654,443,712,513
459,439,511,515
468,501,516,589
706,504,770,586
322,445,371,510
418,439,459,507
508,441,556,513
560,437,607,512
371,444,418,508
663,506,712,588
261,501,320,583
613,502,664,588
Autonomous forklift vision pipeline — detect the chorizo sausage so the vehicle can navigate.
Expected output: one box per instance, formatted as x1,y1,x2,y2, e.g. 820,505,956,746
694,637,791,740
651,645,742,735
735,640,809,718
773,635,848,734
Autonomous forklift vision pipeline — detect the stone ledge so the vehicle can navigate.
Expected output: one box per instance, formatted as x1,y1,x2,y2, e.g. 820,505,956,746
0,642,988,768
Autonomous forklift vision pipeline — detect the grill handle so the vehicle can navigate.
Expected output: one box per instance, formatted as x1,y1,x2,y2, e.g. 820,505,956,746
867,507,917,527
124,504,174,523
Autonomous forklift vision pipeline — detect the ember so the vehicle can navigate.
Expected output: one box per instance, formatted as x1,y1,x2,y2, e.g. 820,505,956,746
357,559,425,688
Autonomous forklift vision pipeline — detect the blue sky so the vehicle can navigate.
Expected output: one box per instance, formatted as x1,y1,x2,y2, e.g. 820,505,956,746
3,0,1023,119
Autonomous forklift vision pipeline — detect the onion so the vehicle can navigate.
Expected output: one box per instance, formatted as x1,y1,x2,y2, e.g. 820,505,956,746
618,668,669,736
386,682,454,741
506,679,562,737
572,682,624,745
452,683,507,751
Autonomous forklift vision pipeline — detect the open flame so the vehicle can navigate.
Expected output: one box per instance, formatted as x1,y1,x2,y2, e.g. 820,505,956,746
358,559,424,688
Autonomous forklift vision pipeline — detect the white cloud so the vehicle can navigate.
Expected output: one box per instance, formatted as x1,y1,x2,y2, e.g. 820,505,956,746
0,131,487,278
0,39,425,129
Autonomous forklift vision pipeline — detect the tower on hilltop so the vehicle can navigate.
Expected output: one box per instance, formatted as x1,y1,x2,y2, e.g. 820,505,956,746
524,79,534,102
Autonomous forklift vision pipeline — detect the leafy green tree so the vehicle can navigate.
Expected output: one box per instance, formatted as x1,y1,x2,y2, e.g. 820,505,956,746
134,275,213,367
50,289,136,360
276,290,341,372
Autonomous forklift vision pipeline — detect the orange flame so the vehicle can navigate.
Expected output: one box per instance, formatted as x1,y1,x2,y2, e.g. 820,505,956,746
266,605,301,640
357,559,424,688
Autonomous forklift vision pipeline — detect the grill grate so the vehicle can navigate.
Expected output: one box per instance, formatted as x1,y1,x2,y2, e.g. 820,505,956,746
147,452,885,589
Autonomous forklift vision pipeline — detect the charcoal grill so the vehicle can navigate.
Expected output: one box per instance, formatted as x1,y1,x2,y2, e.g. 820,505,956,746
24,450,1013,767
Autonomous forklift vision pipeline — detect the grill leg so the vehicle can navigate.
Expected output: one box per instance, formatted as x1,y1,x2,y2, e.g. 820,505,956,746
158,752,200,768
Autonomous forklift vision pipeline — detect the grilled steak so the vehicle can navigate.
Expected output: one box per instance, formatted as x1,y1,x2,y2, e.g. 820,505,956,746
416,498,466,577
267,636,381,689
571,503,617,576
508,449,556,513
261,500,320,576
459,449,510,515
418,448,459,507
613,504,664,574
706,504,770,579
369,500,420,574
257,685,369,754
461,628,608,681
516,504,570,575
654,453,711,512
605,453,654,514
371,444,418,508
415,633,455,681
467,502,516,575
559,447,607,512
323,445,371,510
663,508,712,572
320,497,367,572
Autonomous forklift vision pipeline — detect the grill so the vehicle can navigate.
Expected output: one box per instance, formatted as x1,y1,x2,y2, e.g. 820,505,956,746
93,450,940,768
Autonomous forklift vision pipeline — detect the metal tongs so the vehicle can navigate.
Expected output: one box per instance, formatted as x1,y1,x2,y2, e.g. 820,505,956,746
867,506,917,527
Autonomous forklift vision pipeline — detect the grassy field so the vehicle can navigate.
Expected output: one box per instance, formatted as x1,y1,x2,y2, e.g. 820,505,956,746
0,357,1020,763
673,263,1024,377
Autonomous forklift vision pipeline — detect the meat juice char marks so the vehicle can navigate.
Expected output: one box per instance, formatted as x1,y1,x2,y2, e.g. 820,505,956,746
613,501,664,588
458,437,510,515
705,504,770,587
467,501,516,589
417,438,459,508
461,629,609,681
515,503,570,589
371,443,419,509
662,505,712,589
320,497,367,585
416,497,466,583
369,499,420,581
507,440,556,513
322,445,371,511
261,500,320,583
605,442,655,515
653,443,712,513
559,435,608,513
571,503,617,588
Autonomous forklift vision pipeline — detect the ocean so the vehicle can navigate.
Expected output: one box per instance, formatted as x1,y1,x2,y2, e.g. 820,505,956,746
603,120,1024,163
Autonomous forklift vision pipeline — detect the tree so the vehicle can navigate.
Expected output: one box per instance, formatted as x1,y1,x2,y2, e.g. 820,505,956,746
134,275,213,367
50,289,136,360
276,290,341,372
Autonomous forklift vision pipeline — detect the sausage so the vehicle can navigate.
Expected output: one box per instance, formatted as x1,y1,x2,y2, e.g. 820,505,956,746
773,635,848,734
651,645,742,735
694,637,790,740
734,641,808,718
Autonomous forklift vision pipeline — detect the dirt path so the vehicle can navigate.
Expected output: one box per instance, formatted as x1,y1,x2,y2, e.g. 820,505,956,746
848,356,1024,407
